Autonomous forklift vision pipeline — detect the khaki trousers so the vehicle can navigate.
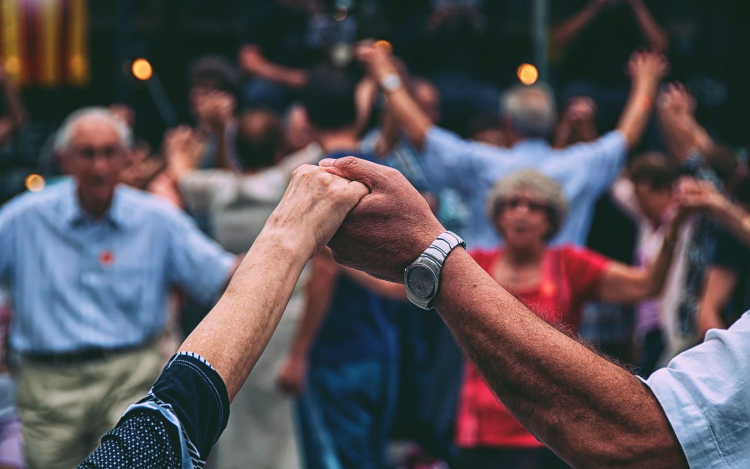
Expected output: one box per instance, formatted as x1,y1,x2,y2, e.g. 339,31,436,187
17,344,162,469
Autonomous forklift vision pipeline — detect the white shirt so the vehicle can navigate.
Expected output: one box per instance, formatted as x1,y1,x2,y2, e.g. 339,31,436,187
646,311,750,468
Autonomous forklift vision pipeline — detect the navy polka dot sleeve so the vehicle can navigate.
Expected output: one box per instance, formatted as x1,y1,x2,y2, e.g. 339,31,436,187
78,352,230,469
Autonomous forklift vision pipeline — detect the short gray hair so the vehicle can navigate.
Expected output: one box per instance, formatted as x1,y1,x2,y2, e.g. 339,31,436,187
500,83,556,139
53,107,133,153
487,169,568,241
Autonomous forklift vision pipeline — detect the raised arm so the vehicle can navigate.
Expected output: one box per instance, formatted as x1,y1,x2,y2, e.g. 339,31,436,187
325,157,688,469
656,83,712,162
550,0,604,53
627,0,670,51
355,42,432,149
179,165,369,401
616,50,669,150
677,178,750,247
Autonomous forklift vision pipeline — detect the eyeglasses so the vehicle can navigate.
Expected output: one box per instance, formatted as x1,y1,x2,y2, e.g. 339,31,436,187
71,145,124,161
501,197,549,213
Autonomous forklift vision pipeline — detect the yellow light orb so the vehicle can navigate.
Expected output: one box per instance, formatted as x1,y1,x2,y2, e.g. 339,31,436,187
517,63,539,86
4,56,21,76
131,58,153,81
374,40,393,55
25,174,45,192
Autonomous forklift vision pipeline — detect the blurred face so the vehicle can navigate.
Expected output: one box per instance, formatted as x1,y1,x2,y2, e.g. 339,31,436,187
413,82,441,124
494,187,552,250
189,79,220,119
634,181,672,224
63,117,126,208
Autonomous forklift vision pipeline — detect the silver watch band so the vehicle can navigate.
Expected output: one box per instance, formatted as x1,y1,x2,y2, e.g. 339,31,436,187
421,231,465,266
404,231,466,310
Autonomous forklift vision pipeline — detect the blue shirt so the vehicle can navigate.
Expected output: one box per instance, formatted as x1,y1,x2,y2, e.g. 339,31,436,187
422,127,627,249
0,179,235,354
310,150,399,364
646,311,750,468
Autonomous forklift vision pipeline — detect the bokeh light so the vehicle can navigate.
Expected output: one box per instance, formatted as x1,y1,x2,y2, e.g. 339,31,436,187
4,57,21,76
25,174,45,192
374,40,393,55
517,63,539,86
131,58,153,81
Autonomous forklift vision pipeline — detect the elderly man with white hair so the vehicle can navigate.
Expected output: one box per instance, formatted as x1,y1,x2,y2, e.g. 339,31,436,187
0,107,236,469
355,43,669,249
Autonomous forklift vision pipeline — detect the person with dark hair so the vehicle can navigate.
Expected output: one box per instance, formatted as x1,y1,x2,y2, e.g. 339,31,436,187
187,55,242,171
611,153,679,376
276,65,400,469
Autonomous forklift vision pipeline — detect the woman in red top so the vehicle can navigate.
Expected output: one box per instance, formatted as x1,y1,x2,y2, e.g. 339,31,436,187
457,169,683,469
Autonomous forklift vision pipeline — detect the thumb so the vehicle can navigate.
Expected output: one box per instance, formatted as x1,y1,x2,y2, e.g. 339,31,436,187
320,156,387,192
343,180,371,207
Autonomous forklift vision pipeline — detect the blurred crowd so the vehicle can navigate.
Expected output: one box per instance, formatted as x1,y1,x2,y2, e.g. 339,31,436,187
0,0,750,468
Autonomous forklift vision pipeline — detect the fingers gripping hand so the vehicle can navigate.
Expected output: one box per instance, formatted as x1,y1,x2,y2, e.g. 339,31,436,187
320,157,445,283
265,164,370,259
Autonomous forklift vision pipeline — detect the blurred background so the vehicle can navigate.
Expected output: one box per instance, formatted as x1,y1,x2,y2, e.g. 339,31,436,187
1,0,749,202
1,1,750,469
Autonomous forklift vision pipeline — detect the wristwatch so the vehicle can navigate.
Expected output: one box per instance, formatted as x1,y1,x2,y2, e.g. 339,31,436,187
404,231,466,310
379,73,403,93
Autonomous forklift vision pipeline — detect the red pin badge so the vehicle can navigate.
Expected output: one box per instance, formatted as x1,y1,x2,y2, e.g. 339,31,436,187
99,250,115,266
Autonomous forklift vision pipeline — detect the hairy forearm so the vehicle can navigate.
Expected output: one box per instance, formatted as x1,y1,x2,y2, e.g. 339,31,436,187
178,231,308,402
617,79,659,149
434,249,687,468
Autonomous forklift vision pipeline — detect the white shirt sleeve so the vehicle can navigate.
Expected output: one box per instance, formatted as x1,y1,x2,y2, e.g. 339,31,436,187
645,312,750,469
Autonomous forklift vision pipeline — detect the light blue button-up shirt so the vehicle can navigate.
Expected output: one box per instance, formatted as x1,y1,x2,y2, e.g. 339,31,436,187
422,127,627,249
0,178,235,354
645,311,750,468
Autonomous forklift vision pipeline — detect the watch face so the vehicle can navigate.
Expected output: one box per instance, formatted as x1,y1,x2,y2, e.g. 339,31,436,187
406,265,436,299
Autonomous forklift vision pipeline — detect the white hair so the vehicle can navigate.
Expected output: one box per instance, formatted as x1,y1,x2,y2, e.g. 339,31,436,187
500,83,557,139
53,107,133,153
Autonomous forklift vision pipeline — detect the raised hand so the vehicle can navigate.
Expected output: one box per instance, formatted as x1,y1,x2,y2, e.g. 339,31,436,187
322,157,445,283
196,91,236,132
627,49,670,89
354,40,399,84
165,125,205,168
658,82,696,118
